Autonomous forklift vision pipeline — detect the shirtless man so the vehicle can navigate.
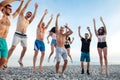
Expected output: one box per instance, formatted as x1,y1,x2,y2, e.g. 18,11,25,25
0,0,24,68
33,9,53,73
55,13,73,78
64,26,74,63
8,0,38,67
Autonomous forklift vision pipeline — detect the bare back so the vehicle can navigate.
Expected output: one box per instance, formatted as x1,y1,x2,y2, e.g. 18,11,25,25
16,15,29,34
56,33,66,47
0,14,10,38
36,26,46,41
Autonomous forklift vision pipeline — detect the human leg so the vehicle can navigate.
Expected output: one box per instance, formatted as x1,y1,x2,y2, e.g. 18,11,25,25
0,58,7,68
87,62,90,75
67,48,73,63
33,50,38,73
18,47,27,67
97,48,103,74
48,45,54,62
62,60,68,74
39,51,45,71
103,47,108,75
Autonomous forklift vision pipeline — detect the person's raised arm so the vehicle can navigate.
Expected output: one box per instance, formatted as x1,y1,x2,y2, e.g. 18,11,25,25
47,32,52,44
100,17,107,35
12,0,24,18
0,0,16,10
93,18,98,37
20,0,31,15
55,13,60,35
65,23,68,32
70,37,74,44
87,27,92,39
47,33,50,44
38,9,48,28
78,26,82,39
29,3,38,24
45,14,53,29
64,25,73,37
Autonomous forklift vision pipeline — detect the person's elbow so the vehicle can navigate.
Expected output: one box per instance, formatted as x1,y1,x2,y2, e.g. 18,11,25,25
70,30,73,34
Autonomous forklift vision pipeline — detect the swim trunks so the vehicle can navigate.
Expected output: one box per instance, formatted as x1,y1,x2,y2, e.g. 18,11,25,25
55,47,67,62
34,40,45,52
12,32,27,47
80,52,90,62
0,38,8,58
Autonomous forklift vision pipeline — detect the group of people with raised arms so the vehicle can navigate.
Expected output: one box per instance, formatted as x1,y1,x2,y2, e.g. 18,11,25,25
0,0,108,78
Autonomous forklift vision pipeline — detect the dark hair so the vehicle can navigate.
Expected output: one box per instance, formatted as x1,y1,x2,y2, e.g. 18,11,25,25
2,4,12,11
2,4,12,15
4,4,12,8
85,33,89,35
66,36,71,41
98,27,105,35
50,27,56,33
27,11,32,14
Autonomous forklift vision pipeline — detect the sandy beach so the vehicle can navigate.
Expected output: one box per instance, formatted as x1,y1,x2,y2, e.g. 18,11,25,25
0,65,120,80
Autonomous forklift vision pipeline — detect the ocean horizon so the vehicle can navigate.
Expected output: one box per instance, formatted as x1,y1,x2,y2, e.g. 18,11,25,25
7,59,120,67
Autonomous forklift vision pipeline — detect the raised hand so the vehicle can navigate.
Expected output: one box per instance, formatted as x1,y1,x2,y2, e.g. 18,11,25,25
100,16,103,21
35,3,38,9
65,23,69,28
93,18,95,23
57,13,60,18
78,26,81,30
27,0,32,2
44,9,48,15
19,0,24,2
87,26,90,31
51,14,53,18
29,0,32,2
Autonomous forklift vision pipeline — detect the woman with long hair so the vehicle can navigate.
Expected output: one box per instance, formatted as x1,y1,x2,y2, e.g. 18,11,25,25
47,27,57,62
64,24,74,63
93,17,108,75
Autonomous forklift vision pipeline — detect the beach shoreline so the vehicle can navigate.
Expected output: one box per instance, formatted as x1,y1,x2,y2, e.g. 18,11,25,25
0,65,120,80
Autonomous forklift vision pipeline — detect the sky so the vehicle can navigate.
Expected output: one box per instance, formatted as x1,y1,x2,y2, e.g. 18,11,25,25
1,0,120,67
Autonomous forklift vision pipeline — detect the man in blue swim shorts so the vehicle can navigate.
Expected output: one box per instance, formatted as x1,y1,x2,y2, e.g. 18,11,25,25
33,9,53,73
78,26,92,75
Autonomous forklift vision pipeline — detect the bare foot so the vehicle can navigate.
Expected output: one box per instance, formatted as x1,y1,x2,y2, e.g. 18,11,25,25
33,67,36,73
39,66,43,72
2,64,8,72
106,69,109,76
18,60,23,67
99,67,103,74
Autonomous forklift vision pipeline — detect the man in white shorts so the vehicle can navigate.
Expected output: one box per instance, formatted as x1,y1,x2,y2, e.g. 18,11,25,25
55,13,73,78
8,0,38,67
